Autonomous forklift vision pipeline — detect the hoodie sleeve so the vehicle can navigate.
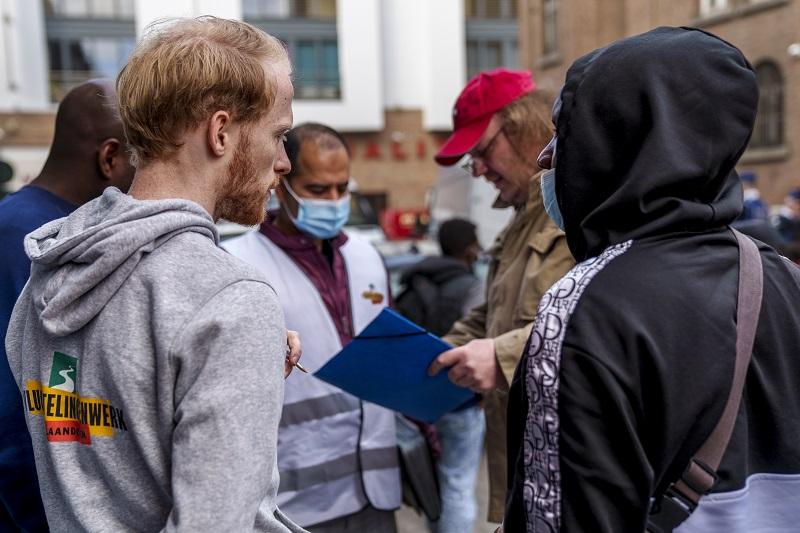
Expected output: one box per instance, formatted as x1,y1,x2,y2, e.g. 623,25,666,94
557,345,653,532
165,280,289,532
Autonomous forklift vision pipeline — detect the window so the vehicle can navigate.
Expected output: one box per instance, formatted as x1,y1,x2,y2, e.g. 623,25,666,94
47,38,135,101
700,0,729,15
43,0,136,101
44,0,135,19
699,0,768,16
243,0,340,99
243,0,335,19
465,0,517,19
750,61,784,149
542,0,558,57
464,0,518,80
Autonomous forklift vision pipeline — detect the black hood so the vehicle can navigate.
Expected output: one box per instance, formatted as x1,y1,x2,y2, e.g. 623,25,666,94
556,27,758,261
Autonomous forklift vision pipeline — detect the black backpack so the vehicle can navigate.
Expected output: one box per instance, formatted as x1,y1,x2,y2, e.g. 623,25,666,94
395,271,476,336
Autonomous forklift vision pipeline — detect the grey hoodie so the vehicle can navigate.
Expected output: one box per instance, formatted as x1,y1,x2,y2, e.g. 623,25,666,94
5,187,305,532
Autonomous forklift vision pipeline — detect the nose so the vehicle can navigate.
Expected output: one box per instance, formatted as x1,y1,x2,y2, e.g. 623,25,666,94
538,136,556,170
471,156,489,178
275,141,291,176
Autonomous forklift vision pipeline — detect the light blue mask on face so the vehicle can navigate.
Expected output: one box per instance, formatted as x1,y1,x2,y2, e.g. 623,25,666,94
540,169,565,231
283,179,350,239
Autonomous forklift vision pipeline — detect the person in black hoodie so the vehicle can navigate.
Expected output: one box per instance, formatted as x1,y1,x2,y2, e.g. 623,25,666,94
396,218,484,336
504,27,800,532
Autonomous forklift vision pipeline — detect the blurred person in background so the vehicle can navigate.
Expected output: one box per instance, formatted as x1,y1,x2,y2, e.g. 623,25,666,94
732,171,783,250
428,69,575,524
6,17,303,531
737,170,768,221
772,187,800,243
0,79,134,532
396,218,484,336
395,217,485,533
224,123,401,533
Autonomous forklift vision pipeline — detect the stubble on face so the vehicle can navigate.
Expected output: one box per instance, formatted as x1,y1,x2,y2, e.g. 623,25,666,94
216,128,268,226
216,58,294,225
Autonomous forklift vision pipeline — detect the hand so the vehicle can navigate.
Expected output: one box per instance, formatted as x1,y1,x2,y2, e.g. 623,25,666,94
427,338,501,393
284,329,302,378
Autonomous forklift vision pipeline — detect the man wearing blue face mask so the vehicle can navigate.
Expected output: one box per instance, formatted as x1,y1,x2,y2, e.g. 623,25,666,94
223,123,401,533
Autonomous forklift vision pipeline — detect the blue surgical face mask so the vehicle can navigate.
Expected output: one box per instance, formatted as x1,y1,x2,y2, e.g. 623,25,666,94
282,179,350,239
540,169,565,231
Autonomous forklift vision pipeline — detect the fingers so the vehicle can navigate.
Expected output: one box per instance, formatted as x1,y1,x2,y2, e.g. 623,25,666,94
286,329,302,362
428,347,463,376
284,329,302,379
286,350,301,367
448,365,476,389
283,329,303,378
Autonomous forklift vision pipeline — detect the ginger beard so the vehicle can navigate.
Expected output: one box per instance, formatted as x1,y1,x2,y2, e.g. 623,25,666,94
216,128,269,226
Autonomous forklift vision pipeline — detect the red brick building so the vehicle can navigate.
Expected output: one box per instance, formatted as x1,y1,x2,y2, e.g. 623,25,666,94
519,0,800,203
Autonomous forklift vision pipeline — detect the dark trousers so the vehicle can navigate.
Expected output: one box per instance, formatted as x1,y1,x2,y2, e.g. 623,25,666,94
308,506,397,533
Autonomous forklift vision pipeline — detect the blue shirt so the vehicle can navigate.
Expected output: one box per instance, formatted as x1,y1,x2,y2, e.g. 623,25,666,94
0,185,76,530
741,197,769,222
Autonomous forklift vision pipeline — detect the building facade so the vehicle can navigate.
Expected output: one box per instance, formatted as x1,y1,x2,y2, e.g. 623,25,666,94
0,0,523,239
519,0,800,203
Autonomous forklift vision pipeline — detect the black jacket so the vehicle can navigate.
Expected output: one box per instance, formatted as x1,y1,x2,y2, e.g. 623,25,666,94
505,27,800,532
395,256,479,336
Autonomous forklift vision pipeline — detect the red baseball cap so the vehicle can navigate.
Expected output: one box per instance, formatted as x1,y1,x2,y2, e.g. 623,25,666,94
435,68,536,166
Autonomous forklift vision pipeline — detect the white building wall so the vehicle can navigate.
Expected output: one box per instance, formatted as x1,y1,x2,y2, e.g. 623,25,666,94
423,0,465,130
292,0,383,131
380,0,464,130
0,0,49,111
0,0,470,190
0,0,464,125
381,0,427,109
135,0,241,35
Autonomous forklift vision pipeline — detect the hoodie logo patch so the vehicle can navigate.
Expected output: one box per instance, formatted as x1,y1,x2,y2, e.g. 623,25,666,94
49,351,77,393
22,351,128,445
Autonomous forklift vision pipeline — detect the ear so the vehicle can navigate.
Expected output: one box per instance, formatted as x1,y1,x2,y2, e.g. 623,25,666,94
207,110,232,158
97,138,122,181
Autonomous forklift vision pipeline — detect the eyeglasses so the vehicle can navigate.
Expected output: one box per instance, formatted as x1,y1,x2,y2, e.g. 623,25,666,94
461,125,505,175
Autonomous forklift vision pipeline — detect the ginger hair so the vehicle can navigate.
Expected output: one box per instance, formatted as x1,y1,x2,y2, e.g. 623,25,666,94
499,89,555,168
116,16,288,165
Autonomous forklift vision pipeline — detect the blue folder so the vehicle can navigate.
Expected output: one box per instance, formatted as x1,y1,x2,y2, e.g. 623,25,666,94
315,308,478,423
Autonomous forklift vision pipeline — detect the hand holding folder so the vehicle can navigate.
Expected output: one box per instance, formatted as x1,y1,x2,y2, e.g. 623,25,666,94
315,308,478,423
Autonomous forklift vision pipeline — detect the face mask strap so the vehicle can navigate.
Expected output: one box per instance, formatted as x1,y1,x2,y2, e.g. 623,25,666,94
282,178,304,206
282,178,351,208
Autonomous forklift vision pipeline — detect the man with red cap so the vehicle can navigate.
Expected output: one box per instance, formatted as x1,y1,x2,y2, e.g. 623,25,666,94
427,69,574,525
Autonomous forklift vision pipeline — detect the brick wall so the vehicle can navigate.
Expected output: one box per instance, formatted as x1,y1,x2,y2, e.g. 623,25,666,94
521,0,799,203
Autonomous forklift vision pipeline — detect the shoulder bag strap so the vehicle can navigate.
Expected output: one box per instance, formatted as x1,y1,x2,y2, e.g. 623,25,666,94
647,228,763,532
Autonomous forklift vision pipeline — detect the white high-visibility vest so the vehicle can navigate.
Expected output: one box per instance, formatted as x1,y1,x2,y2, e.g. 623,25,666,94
223,230,400,527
